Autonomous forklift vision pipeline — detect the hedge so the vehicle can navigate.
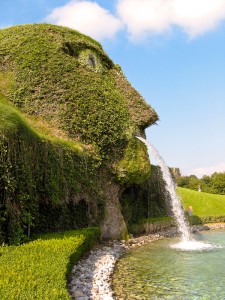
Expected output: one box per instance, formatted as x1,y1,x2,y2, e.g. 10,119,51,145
0,227,100,300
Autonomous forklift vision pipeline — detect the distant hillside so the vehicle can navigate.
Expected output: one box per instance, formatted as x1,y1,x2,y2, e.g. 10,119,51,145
177,187,225,217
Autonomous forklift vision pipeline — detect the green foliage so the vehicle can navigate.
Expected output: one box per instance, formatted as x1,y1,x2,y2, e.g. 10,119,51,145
177,175,201,191
129,217,174,235
116,138,151,184
0,23,159,242
177,172,225,195
169,167,181,182
139,216,173,224
177,187,225,217
120,165,169,225
0,101,103,244
0,24,157,161
0,227,100,299
188,215,225,225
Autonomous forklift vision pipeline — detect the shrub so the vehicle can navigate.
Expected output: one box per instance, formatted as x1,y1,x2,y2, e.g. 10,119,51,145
129,217,174,235
188,215,225,225
0,227,100,299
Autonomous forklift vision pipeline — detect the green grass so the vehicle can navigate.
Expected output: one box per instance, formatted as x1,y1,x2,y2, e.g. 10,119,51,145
177,187,225,217
0,96,85,153
0,227,100,300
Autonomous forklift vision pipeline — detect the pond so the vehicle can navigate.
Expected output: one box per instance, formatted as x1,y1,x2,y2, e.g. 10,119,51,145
112,230,225,299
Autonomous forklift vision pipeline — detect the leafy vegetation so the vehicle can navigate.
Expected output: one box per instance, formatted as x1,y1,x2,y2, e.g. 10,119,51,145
177,172,225,195
129,217,174,235
0,23,159,242
0,227,100,300
0,99,103,244
0,24,157,160
120,165,169,225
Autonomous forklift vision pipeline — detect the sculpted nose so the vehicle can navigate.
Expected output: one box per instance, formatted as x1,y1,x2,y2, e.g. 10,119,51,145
131,96,158,129
113,67,158,129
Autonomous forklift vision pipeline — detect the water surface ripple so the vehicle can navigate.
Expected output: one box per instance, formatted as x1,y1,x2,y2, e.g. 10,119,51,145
112,230,225,299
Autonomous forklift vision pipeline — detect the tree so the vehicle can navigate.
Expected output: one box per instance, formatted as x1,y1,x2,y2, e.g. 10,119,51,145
169,167,181,183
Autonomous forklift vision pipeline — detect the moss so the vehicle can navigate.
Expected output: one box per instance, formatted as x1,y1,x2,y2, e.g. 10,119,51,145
0,24,157,162
0,24,159,242
0,101,104,244
115,138,151,184
120,165,170,225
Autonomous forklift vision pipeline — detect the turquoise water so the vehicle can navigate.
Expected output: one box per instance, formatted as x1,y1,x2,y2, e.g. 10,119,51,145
112,230,225,299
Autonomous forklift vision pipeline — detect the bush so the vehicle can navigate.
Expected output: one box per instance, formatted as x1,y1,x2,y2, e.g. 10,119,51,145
0,227,100,299
188,215,203,225
188,215,225,225
129,217,174,235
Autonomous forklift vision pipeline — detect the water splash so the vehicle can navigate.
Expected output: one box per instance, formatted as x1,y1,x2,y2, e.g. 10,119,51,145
136,136,221,251
136,136,191,241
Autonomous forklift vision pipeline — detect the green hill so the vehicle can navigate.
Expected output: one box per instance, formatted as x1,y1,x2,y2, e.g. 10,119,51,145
177,187,225,218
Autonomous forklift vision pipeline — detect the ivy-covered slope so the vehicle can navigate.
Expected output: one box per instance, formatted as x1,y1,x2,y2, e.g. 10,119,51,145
0,24,159,243
0,98,104,244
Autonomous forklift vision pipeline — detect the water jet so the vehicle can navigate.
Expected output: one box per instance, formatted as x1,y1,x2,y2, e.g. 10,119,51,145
136,136,216,251
136,136,190,241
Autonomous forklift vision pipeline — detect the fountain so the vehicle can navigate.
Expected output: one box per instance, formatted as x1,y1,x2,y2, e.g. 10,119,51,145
136,136,216,251
112,136,224,299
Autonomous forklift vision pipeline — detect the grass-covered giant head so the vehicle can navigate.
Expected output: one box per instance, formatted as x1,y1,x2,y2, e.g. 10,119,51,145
0,24,158,184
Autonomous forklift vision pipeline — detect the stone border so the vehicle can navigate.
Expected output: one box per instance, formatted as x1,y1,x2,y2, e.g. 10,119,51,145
68,225,223,300
68,241,126,300
204,223,225,230
68,229,179,300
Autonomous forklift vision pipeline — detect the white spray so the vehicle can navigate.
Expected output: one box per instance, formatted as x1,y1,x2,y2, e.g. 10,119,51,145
136,136,191,242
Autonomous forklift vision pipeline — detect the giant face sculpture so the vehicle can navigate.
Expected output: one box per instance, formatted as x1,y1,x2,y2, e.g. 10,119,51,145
0,24,158,185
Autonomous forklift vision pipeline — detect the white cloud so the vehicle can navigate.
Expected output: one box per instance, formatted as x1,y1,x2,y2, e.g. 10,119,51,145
117,0,225,40
171,0,225,38
186,163,225,178
45,0,122,41
117,0,172,40
45,0,225,42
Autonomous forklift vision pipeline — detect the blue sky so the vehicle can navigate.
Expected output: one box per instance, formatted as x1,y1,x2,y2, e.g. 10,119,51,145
1,0,225,177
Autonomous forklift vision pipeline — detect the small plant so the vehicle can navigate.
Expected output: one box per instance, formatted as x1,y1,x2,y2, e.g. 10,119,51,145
0,227,100,299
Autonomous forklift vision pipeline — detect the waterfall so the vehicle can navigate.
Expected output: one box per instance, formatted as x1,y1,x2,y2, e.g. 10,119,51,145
136,136,191,242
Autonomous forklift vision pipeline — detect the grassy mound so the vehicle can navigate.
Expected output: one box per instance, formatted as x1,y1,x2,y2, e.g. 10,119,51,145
0,227,100,299
0,24,158,160
177,187,225,222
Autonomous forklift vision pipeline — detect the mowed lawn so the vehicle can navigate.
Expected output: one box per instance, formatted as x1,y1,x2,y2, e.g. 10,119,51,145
177,187,225,217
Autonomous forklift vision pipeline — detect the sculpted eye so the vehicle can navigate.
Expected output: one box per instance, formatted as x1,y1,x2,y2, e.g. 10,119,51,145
78,49,103,72
88,53,96,68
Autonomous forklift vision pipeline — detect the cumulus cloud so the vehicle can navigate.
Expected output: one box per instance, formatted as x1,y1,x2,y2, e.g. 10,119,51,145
187,163,225,178
45,0,122,41
45,0,225,42
171,0,225,37
116,0,225,40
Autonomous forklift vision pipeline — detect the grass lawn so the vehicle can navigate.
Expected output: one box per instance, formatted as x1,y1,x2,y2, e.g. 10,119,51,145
177,187,225,217
0,228,100,300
